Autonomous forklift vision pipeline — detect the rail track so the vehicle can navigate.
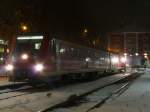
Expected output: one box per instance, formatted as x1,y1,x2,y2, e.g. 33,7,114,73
42,73,141,112
0,72,142,112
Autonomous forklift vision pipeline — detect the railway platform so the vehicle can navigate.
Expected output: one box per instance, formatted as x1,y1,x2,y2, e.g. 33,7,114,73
90,72,150,112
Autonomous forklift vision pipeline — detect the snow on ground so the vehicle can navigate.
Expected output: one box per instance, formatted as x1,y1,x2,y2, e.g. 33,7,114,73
0,80,25,86
50,83,127,112
90,73,150,112
0,73,130,112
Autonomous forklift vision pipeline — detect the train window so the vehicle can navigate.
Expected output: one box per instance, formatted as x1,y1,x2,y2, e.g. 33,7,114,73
15,36,43,56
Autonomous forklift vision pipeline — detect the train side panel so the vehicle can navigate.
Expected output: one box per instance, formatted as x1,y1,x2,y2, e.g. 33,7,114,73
52,39,110,73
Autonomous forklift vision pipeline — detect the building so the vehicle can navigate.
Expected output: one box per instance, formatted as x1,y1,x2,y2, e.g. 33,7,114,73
107,32,124,53
108,32,150,54
108,32,150,66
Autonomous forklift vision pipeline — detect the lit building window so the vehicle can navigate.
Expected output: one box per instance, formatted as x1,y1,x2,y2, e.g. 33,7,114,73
59,48,66,53
35,43,41,50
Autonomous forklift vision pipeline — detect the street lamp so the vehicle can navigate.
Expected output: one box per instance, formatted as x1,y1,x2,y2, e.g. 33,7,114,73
84,29,88,33
21,25,28,32
82,28,88,38
124,53,127,56
135,53,139,56
144,53,148,56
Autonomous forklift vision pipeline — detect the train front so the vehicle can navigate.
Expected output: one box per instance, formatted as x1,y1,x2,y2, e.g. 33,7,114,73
5,35,44,81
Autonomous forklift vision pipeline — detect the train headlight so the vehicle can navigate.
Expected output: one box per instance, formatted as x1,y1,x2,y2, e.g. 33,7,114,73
34,63,44,72
112,57,119,64
5,64,14,71
21,53,28,60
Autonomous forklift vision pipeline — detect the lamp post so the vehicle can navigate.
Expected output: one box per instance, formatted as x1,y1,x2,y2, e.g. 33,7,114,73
21,25,28,32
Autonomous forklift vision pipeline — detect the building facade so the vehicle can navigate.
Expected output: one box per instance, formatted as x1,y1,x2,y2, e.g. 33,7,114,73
108,32,150,54
108,32,150,66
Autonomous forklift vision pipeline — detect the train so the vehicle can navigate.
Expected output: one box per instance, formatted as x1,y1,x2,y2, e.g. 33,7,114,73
4,34,126,85
0,39,8,74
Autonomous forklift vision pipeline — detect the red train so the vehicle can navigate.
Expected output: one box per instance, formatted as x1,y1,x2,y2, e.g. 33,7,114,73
5,34,126,84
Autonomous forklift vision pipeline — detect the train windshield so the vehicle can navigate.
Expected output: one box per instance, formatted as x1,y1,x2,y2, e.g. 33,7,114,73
15,36,43,56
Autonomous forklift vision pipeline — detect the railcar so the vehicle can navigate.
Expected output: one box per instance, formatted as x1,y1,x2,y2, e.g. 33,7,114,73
0,40,8,74
5,34,125,83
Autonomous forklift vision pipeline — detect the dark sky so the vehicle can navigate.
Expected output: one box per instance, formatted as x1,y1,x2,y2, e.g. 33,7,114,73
1,0,150,38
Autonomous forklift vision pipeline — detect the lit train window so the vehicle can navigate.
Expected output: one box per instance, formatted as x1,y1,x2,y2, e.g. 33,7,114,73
35,43,41,50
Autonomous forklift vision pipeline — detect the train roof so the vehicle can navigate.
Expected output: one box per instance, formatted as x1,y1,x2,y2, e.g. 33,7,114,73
53,38,117,54
16,34,118,55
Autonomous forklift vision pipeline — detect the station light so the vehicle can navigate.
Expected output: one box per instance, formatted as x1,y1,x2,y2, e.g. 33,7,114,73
59,48,66,53
86,57,90,62
34,63,44,72
112,57,119,64
22,25,28,31
7,49,9,53
17,36,43,40
135,53,139,56
84,29,88,33
0,57,3,61
5,64,14,71
130,54,133,57
21,53,29,60
144,53,148,56
120,57,127,63
124,53,127,56
144,55,148,59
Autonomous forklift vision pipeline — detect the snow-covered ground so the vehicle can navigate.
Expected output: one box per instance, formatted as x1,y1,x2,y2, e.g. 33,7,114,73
49,83,128,112
0,73,130,112
0,80,26,86
90,73,150,112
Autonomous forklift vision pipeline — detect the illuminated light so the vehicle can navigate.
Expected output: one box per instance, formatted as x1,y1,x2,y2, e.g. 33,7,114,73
84,29,88,33
86,57,90,62
112,57,119,64
59,48,66,53
7,49,9,53
100,58,105,60
5,64,14,71
17,36,43,40
93,41,96,45
34,63,44,72
0,40,4,44
0,57,3,61
124,53,127,56
145,55,148,59
22,25,28,31
71,48,74,51
35,43,41,50
135,53,139,56
121,57,127,63
21,54,28,60
130,54,133,57
144,53,148,56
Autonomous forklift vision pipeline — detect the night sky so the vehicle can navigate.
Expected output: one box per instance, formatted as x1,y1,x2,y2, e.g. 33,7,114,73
1,0,150,39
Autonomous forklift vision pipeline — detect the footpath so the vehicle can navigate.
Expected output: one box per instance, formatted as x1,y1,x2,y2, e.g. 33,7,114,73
91,72,150,112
